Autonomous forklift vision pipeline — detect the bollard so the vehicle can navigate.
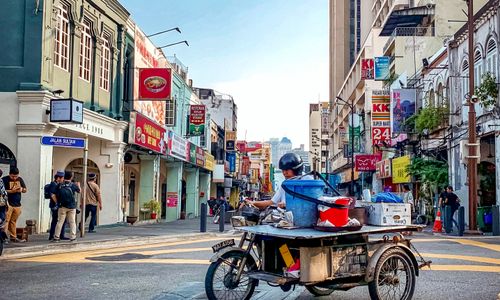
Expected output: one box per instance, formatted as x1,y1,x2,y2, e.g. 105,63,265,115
200,203,207,233
492,205,500,236
444,206,451,234
458,206,465,236
219,204,225,232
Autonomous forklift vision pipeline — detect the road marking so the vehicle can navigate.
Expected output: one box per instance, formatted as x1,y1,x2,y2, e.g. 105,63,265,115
15,237,227,263
412,238,500,252
420,252,500,265
423,265,500,273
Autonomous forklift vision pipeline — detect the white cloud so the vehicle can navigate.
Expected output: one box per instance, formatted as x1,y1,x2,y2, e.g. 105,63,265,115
212,61,328,149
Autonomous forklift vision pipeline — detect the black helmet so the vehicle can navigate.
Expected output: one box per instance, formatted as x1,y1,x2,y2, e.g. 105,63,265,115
279,153,304,175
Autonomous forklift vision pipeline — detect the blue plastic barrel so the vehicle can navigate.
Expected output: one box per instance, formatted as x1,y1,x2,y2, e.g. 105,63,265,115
282,180,325,227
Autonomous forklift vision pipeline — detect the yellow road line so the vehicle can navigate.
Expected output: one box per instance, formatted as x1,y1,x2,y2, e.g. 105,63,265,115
15,237,227,262
412,238,500,252
423,265,500,273
420,252,500,265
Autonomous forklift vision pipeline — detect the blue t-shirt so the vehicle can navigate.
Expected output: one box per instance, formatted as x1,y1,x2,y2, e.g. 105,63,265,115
48,181,59,208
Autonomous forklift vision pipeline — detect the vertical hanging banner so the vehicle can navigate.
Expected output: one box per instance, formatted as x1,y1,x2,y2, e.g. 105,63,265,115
188,105,206,136
372,90,391,146
133,27,167,126
392,155,411,183
374,56,390,81
361,58,374,80
225,131,236,151
391,89,416,143
226,152,236,172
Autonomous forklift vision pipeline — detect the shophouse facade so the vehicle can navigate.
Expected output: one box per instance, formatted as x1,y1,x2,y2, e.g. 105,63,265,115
0,0,130,232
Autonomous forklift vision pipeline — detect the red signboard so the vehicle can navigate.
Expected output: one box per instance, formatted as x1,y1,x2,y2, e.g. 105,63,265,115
138,68,172,100
189,105,206,125
129,112,167,154
355,154,382,171
196,146,205,167
167,192,178,207
372,90,391,146
361,58,374,80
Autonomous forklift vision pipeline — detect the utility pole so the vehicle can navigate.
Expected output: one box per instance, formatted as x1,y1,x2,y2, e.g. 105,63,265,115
350,97,355,197
466,0,478,231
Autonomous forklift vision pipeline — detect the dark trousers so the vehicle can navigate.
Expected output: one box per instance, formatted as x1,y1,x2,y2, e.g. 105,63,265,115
85,204,97,231
49,208,66,239
445,205,459,233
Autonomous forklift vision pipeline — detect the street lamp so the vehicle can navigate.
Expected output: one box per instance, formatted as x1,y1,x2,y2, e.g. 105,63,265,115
336,96,355,196
157,40,189,49
147,27,181,38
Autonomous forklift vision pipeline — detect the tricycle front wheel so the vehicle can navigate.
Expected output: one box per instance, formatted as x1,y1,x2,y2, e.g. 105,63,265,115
368,248,416,300
305,285,335,296
205,250,258,300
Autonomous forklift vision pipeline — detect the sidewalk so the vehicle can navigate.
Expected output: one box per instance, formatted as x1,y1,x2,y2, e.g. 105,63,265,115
1,217,235,260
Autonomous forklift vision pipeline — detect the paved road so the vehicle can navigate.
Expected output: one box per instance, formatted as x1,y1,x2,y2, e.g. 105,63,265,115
2,234,499,300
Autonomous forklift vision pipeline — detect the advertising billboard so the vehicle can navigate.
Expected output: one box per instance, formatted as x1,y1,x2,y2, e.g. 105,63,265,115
392,155,411,183
225,131,237,151
128,112,167,154
391,89,416,143
355,154,382,172
168,131,189,162
133,27,166,126
372,90,391,146
361,58,374,80
374,56,390,81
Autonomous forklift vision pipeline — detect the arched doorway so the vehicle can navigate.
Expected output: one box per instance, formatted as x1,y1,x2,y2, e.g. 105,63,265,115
0,143,17,176
65,158,101,185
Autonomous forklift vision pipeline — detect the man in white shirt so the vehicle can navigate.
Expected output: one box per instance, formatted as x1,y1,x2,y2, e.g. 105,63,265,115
246,153,313,209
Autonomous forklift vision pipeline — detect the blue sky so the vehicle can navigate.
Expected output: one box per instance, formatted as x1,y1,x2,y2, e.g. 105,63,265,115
121,0,329,148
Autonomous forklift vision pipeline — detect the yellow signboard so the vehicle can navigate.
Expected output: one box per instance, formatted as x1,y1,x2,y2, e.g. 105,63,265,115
392,155,411,183
204,153,215,172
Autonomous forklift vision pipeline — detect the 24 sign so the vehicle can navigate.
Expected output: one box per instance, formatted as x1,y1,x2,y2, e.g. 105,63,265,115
372,127,391,145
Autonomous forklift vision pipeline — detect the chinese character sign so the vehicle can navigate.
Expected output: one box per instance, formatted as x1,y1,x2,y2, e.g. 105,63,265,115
372,90,391,146
128,112,167,154
392,155,411,183
361,58,374,80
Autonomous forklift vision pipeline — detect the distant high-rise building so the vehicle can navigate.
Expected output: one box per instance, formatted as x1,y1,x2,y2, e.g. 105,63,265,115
267,138,280,167
279,137,292,160
291,144,311,173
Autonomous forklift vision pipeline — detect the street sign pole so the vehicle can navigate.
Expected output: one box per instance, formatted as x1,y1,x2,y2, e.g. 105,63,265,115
80,134,89,238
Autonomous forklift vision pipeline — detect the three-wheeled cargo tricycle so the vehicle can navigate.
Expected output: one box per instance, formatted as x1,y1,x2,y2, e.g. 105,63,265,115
205,213,430,300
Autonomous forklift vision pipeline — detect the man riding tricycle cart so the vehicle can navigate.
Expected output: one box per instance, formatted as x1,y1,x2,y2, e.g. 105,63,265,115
204,154,430,300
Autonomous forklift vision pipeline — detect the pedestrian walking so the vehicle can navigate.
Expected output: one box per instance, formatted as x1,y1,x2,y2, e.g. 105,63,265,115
437,186,448,231
2,167,27,242
53,171,80,242
444,186,460,233
83,173,101,233
47,171,67,241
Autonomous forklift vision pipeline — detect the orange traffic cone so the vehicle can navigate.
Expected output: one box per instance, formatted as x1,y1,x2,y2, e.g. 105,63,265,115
433,209,443,233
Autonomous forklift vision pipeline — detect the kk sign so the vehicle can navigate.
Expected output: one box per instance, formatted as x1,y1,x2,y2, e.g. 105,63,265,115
371,90,391,146
361,58,374,80
189,105,206,136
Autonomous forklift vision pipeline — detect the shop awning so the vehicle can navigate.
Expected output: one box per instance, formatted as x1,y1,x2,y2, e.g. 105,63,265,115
380,5,435,36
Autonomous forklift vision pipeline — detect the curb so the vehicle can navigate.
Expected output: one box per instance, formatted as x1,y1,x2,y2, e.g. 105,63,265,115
1,231,239,260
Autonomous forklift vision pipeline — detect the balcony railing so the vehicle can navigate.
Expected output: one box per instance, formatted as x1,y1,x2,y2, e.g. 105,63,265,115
383,26,435,55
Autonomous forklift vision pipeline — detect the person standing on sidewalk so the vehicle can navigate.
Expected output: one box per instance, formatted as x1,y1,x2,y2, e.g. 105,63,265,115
83,173,101,233
2,167,27,243
53,171,80,242
0,169,9,242
48,171,67,241
444,186,460,234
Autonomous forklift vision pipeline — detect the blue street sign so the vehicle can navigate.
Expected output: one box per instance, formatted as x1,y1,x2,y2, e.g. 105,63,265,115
41,136,85,149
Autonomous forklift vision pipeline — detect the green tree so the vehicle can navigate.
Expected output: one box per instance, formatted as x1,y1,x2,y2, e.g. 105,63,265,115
407,158,449,220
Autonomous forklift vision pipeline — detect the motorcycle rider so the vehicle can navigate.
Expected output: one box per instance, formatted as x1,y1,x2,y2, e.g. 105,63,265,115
244,153,312,209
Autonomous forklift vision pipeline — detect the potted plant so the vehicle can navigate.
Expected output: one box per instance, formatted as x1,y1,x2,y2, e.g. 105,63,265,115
144,199,161,220
475,72,498,111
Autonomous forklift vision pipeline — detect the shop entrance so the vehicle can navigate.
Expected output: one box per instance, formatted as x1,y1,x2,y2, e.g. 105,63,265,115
65,158,100,185
0,143,16,175
180,180,187,219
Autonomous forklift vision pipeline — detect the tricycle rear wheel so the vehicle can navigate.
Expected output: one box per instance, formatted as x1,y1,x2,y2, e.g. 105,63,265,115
205,250,258,300
305,285,335,296
368,248,416,300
